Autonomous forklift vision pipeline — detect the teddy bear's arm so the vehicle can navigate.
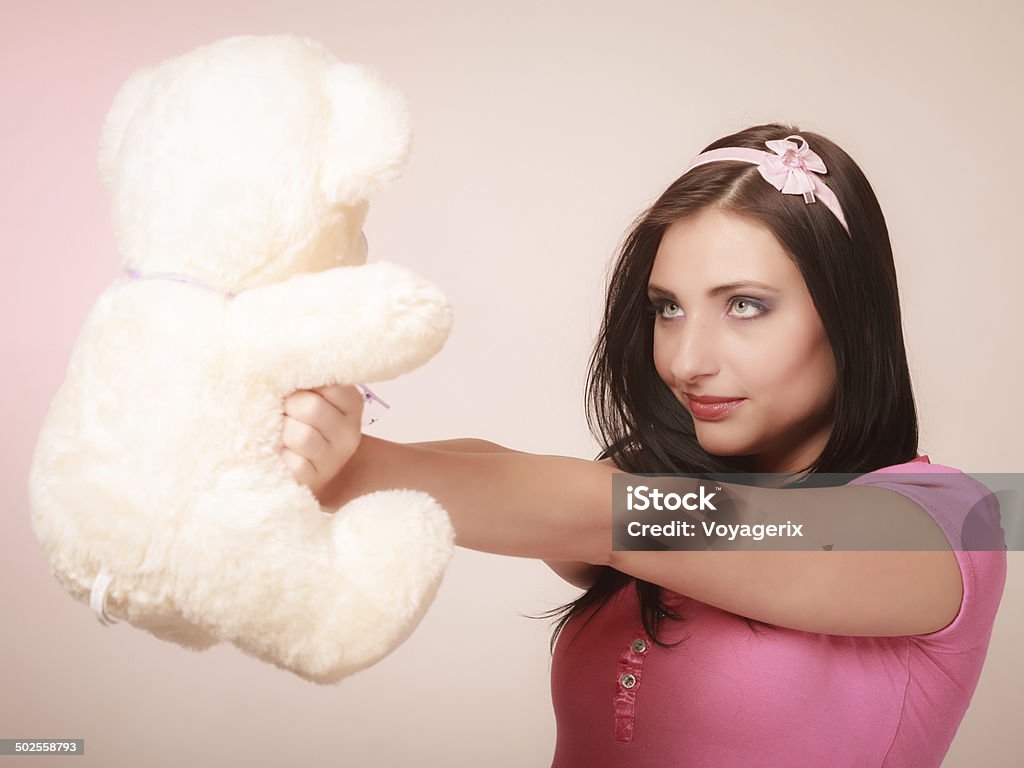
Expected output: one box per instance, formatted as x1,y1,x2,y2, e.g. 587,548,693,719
223,261,452,390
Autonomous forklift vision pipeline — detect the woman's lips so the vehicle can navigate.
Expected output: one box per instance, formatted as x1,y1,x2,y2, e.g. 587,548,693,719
685,395,746,420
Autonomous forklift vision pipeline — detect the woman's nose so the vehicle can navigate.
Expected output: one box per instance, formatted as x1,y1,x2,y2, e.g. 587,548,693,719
669,316,720,383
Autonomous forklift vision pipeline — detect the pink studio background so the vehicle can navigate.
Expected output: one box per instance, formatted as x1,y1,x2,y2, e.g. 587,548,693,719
3,1,1021,766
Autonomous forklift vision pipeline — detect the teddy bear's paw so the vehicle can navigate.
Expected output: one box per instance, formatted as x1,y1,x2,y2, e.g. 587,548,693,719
279,488,456,678
352,262,454,375
224,260,453,386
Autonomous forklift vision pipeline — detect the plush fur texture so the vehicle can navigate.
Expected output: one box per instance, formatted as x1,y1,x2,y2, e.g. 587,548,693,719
27,34,456,684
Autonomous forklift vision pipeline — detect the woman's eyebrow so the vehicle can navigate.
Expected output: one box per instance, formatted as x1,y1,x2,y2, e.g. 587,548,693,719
647,281,782,299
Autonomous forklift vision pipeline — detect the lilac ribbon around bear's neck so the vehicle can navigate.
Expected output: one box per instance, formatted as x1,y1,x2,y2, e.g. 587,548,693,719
127,268,236,299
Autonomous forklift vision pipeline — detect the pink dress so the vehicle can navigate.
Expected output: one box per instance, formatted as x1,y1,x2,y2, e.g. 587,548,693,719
550,456,1008,767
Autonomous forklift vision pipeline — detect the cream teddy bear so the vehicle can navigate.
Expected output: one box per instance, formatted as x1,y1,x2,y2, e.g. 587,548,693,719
27,34,456,684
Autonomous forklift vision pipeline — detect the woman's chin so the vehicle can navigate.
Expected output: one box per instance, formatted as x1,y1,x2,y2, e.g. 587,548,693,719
694,432,758,459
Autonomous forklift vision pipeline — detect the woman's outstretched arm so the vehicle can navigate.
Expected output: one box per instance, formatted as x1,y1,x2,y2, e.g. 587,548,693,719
318,434,614,566
401,437,609,588
283,387,961,633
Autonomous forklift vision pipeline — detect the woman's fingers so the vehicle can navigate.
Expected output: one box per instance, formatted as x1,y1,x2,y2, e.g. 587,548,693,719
313,385,365,463
280,385,366,498
281,413,332,464
312,383,366,420
280,445,318,486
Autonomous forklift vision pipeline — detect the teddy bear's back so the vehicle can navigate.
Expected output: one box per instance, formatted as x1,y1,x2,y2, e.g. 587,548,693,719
28,280,266,589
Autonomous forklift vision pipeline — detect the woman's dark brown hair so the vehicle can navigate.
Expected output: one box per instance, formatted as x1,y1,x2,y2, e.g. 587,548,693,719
527,122,919,653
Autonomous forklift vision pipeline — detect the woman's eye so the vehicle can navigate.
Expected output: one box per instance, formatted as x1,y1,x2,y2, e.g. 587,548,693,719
648,300,682,319
729,298,767,319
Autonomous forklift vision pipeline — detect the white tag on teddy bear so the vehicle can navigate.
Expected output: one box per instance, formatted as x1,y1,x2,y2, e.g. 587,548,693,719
90,570,119,627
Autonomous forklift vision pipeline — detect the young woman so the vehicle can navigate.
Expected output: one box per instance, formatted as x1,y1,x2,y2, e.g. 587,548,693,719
279,124,1007,767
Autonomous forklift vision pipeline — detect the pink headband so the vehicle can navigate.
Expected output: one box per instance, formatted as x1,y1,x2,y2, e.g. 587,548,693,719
681,134,850,235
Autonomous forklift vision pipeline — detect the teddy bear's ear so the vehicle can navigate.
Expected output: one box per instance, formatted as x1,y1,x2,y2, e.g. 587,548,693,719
319,63,412,207
97,65,157,191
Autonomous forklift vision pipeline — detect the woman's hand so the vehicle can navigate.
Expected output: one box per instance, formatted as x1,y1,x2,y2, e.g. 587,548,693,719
280,383,365,502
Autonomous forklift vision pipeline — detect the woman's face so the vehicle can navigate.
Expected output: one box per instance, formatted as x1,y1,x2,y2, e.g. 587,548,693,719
649,208,837,474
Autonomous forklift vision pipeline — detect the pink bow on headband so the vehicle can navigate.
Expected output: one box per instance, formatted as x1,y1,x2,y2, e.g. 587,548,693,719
680,134,850,235
758,136,828,205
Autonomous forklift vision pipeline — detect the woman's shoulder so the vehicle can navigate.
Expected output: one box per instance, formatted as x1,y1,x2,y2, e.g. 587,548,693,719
850,454,991,515
864,453,955,473
849,453,1008,649
848,452,1005,551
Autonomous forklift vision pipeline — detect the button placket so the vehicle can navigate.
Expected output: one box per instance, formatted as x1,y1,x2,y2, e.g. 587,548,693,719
613,626,651,743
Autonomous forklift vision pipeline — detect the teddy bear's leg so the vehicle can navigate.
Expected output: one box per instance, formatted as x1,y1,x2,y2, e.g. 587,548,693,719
184,472,454,684
322,488,456,662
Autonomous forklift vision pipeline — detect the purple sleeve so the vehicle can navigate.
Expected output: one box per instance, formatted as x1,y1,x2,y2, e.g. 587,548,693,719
846,463,1008,650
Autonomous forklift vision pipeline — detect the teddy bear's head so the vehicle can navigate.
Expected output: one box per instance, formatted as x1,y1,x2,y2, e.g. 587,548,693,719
97,35,411,293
